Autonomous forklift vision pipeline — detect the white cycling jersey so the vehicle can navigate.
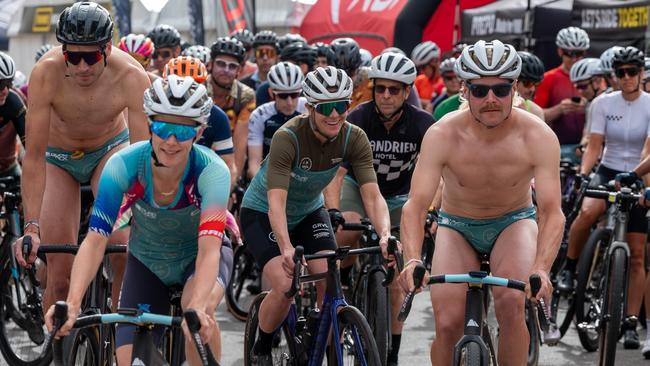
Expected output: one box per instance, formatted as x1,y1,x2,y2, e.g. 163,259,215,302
590,91,650,171
248,98,307,148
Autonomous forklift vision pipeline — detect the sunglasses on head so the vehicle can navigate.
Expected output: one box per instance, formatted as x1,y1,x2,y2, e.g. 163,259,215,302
153,50,172,59
615,67,640,78
466,82,513,99
213,59,241,74
520,79,540,88
312,100,350,116
255,48,277,59
373,85,404,96
0,79,12,90
150,120,200,142
64,50,103,66
562,49,586,58
274,92,301,100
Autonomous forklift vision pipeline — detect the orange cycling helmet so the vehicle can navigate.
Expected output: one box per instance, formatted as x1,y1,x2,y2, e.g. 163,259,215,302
163,56,208,84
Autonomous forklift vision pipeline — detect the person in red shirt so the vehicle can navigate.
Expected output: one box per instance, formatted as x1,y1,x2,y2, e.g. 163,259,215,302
412,41,444,112
534,27,590,162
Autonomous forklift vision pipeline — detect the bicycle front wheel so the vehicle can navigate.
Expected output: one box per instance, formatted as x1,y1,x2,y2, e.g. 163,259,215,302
598,247,627,366
226,244,260,321
366,271,389,365
243,292,297,366
328,305,381,366
525,300,540,366
459,341,483,366
63,327,101,366
0,253,50,366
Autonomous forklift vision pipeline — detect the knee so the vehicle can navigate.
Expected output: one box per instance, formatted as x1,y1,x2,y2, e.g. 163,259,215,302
494,291,525,322
576,206,601,226
433,304,464,340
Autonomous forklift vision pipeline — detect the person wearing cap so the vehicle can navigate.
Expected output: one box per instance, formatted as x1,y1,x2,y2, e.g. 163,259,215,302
399,40,563,365
240,66,392,365
534,27,590,163
325,52,433,366
15,2,151,314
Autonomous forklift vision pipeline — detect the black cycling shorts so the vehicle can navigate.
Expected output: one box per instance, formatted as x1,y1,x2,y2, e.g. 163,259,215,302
240,206,337,270
589,165,648,234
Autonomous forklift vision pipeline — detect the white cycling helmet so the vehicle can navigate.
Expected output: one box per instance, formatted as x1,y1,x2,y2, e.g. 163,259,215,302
182,45,211,67
143,75,212,125
644,57,650,80
359,48,372,67
302,66,353,103
0,52,16,80
368,52,417,85
600,46,624,74
555,27,589,51
570,58,601,83
456,40,521,81
268,61,304,92
411,41,440,67
439,57,457,74
13,71,27,89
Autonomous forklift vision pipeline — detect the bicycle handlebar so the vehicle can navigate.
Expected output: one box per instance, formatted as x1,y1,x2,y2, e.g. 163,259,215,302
21,236,127,263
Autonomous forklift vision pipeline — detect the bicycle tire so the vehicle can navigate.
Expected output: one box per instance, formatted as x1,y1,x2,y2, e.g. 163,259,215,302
598,247,627,366
328,305,381,366
243,292,297,366
459,341,483,366
0,249,50,366
226,244,259,321
550,265,575,338
525,300,540,366
63,327,101,366
575,228,610,352
366,270,389,365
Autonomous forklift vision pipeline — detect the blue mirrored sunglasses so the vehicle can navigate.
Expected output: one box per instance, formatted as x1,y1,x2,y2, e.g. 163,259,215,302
149,120,200,142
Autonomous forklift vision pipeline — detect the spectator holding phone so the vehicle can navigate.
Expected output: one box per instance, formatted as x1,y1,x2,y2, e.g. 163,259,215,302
534,27,590,163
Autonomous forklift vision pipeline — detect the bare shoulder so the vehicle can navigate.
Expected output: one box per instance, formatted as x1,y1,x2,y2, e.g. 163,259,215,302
515,108,560,159
112,49,151,92
28,50,63,98
422,109,463,153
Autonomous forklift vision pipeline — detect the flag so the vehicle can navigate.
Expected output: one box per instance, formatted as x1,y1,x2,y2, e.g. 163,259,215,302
112,0,131,36
188,0,205,45
220,0,254,33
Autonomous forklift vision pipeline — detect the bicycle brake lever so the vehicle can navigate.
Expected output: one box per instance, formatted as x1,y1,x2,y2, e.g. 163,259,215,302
285,246,304,299
22,235,32,263
398,264,426,322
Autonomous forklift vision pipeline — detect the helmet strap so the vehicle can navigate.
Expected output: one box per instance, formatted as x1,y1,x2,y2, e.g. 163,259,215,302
148,136,167,167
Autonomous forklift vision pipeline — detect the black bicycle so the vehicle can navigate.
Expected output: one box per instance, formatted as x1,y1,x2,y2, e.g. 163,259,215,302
573,186,641,365
47,301,219,366
399,264,547,366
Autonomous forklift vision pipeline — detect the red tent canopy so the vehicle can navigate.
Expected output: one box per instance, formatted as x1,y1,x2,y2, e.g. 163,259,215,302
299,0,496,56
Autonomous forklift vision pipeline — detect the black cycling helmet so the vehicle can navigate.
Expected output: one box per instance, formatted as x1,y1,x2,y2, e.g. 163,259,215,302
253,30,278,49
180,39,191,52
280,43,317,69
56,2,113,45
278,33,307,52
147,24,181,49
210,37,246,64
517,51,545,82
330,38,362,72
35,44,53,62
612,46,645,69
313,42,336,65
231,29,254,50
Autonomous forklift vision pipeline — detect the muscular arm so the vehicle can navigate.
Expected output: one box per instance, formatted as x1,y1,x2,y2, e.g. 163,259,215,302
401,127,446,263
219,153,237,189
323,167,347,209
247,146,263,179
360,182,390,238
530,129,565,276
66,232,110,309
268,189,292,253
22,64,53,224
124,68,151,142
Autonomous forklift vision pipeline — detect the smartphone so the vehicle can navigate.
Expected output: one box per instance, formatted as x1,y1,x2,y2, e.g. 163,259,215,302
571,96,581,103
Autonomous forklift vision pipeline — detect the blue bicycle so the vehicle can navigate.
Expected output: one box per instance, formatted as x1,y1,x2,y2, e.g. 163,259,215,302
244,240,400,366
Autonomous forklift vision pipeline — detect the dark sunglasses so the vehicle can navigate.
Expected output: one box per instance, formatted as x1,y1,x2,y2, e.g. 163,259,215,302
442,74,458,81
153,50,172,59
213,59,241,73
64,50,103,66
562,49,586,58
312,100,350,116
0,79,12,90
150,120,200,142
373,85,404,96
275,92,300,100
466,82,513,98
255,48,277,59
615,67,640,78
520,79,541,88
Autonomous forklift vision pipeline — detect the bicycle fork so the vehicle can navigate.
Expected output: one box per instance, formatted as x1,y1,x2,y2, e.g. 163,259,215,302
453,284,491,365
